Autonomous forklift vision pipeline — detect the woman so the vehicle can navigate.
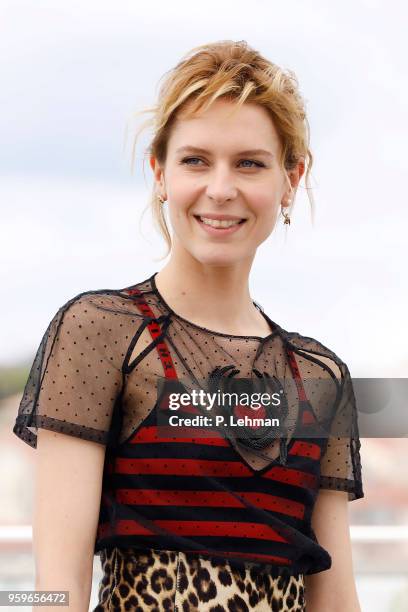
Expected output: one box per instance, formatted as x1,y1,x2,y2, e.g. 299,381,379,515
13,40,364,611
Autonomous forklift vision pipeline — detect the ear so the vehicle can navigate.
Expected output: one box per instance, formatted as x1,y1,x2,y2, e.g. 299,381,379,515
284,158,306,203
290,158,305,188
150,155,166,195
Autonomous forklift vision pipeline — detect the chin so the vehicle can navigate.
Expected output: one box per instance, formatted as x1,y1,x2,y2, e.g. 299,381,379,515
189,249,246,267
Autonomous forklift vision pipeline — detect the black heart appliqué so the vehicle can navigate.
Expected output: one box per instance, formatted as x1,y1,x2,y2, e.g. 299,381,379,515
207,365,288,454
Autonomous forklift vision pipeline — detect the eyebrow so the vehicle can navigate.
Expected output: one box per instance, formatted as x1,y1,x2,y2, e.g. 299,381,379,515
175,145,274,158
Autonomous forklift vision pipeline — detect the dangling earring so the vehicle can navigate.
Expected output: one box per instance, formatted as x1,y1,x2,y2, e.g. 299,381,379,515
281,199,292,225
157,195,166,205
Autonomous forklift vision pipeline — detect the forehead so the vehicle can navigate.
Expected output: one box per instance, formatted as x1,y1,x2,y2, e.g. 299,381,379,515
168,98,281,152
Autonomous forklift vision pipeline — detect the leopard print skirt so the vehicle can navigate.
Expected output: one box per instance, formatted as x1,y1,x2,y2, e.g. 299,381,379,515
93,547,306,611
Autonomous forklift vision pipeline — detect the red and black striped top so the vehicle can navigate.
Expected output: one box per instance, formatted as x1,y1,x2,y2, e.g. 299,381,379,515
13,272,364,575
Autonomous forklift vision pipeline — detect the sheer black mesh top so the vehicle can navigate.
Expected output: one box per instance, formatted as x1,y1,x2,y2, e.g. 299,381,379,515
13,272,364,575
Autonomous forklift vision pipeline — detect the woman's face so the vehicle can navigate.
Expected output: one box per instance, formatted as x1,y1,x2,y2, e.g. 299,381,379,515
150,98,302,266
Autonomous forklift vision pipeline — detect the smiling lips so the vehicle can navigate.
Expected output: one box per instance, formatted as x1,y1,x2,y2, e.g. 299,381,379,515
194,214,247,234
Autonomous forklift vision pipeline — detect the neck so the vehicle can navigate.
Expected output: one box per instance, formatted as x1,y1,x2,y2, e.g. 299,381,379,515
153,257,271,337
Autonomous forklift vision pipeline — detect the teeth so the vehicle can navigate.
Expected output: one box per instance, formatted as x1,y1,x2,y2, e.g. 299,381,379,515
199,216,243,228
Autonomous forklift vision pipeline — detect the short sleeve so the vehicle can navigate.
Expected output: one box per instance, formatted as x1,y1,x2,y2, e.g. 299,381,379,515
318,363,364,501
13,293,124,448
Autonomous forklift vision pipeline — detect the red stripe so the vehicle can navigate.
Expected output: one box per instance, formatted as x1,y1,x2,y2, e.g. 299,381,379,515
192,548,292,565
97,522,292,565
289,440,321,461
114,458,316,489
129,425,229,446
128,428,321,460
115,457,252,477
115,489,305,519
109,519,289,543
262,465,317,489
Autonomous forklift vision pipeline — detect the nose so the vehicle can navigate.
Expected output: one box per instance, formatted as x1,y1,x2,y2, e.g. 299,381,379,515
205,163,238,203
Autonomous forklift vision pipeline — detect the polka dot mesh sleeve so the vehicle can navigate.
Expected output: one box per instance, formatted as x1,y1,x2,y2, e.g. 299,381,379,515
318,363,364,501
13,291,132,448
281,331,364,503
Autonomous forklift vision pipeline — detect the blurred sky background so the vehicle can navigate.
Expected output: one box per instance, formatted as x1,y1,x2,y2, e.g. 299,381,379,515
1,0,407,377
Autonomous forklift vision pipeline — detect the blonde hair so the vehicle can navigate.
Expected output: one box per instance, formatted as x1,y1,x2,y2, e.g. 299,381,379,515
127,39,314,259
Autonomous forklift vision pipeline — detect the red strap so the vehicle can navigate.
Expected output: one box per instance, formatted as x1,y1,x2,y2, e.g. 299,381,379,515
286,347,309,403
126,287,178,379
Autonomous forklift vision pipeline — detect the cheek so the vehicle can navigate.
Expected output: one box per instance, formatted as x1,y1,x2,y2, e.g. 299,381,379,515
169,201,190,226
166,196,193,236
166,178,197,219
251,194,281,240
252,193,280,221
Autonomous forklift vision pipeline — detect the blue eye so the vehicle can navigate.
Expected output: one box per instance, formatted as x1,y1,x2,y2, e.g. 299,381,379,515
181,157,203,165
180,157,265,168
239,159,265,168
